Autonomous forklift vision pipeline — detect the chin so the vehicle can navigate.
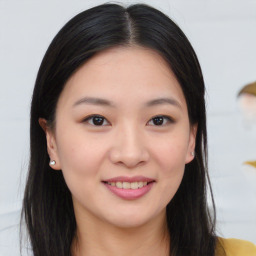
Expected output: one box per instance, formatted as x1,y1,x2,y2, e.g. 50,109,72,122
104,208,163,229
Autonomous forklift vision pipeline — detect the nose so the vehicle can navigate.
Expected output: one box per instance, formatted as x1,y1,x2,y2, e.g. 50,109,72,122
109,125,149,168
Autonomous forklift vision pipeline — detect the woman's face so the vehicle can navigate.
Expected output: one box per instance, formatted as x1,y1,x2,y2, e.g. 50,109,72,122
45,46,196,228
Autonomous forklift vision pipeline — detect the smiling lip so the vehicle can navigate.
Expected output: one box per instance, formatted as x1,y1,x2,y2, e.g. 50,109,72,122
102,176,155,200
103,176,155,183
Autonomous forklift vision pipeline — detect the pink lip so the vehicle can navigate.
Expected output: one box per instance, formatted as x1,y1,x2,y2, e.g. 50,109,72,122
102,176,155,200
103,176,155,183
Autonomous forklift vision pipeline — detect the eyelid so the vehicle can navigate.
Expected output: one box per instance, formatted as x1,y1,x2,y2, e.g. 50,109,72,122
147,115,175,126
82,114,110,126
82,114,174,127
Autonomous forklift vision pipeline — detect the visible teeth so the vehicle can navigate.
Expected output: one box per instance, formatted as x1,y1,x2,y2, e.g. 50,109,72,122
123,182,131,189
106,181,150,189
131,182,139,189
116,182,123,188
138,181,143,188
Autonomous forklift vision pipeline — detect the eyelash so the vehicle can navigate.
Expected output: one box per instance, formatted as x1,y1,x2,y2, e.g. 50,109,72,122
82,114,174,127
83,115,110,126
148,115,174,126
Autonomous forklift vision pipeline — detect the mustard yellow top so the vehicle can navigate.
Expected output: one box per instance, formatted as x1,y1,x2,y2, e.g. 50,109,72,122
216,237,256,256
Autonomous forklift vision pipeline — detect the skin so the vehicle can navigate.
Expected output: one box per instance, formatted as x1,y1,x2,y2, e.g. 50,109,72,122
40,46,197,256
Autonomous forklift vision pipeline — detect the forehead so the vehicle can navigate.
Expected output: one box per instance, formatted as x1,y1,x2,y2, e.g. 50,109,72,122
57,46,187,109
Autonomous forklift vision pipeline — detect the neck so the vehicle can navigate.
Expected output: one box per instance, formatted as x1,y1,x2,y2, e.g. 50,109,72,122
72,210,170,256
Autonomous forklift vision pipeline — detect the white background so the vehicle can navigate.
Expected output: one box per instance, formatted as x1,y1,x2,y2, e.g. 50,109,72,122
0,0,256,255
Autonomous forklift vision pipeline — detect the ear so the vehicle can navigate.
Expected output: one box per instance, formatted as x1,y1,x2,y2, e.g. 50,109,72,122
39,118,61,170
185,123,198,164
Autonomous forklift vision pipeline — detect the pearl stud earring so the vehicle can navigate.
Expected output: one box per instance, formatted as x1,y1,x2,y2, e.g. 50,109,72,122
191,152,195,157
49,160,56,166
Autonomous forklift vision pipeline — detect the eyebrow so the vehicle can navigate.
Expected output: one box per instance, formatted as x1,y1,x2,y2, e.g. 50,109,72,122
145,98,182,109
73,97,115,107
73,96,182,109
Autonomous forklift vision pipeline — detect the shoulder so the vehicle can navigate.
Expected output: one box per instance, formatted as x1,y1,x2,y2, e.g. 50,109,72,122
216,237,256,256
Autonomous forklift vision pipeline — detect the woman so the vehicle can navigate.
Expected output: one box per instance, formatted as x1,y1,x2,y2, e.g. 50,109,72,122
21,3,256,256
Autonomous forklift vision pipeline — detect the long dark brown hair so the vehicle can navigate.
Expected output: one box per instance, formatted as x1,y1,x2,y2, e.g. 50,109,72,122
21,3,224,256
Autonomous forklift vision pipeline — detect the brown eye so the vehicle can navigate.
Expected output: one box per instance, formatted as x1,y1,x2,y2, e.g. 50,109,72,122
83,115,110,126
147,115,173,126
152,116,164,125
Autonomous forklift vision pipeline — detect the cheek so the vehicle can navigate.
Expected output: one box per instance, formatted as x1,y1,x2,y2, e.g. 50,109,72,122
56,133,110,209
152,135,189,175
149,135,188,203
55,128,108,187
